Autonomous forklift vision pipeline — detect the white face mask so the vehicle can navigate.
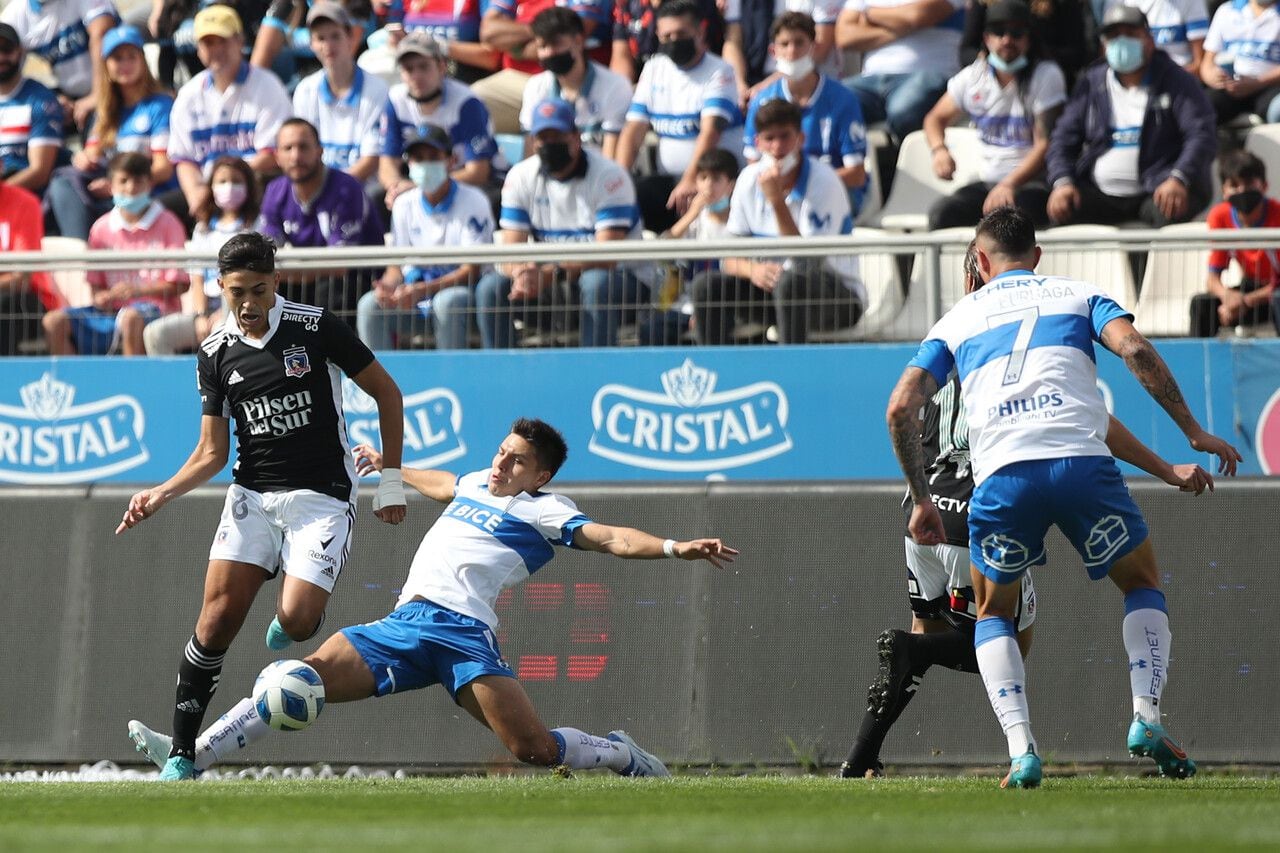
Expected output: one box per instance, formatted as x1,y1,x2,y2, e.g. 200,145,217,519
774,53,814,81
760,149,801,175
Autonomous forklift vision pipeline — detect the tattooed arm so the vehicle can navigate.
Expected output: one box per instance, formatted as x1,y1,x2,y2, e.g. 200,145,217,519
886,366,946,545
1100,318,1243,475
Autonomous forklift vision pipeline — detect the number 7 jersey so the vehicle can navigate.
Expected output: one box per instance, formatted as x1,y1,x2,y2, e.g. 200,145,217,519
907,269,1133,486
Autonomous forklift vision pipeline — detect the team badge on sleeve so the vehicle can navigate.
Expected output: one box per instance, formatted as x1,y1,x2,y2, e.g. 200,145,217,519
283,346,312,378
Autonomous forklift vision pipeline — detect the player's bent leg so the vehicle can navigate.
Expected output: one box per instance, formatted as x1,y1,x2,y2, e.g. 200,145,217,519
456,676,563,767
973,567,1039,787
268,575,333,650
304,631,378,703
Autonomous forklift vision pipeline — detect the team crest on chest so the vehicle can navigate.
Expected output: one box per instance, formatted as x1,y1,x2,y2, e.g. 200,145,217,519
283,345,312,378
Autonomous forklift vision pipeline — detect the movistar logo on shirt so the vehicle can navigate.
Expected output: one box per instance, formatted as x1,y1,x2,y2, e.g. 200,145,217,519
240,390,314,436
588,359,792,472
0,373,149,483
343,380,466,471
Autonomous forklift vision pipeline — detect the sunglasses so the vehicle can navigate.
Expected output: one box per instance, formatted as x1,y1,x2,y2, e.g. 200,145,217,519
986,25,1029,38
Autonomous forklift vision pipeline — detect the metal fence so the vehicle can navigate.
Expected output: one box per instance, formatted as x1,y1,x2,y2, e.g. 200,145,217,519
3,228,1280,355
1,479,1276,769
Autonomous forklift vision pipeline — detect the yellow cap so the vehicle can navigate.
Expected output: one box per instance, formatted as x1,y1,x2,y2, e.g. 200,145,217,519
194,5,243,40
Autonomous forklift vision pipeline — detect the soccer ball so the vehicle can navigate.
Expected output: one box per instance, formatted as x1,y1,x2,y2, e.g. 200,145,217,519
253,659,325,732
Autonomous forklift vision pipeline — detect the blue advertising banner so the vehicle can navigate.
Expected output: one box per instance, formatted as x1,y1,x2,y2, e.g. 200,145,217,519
0,340,1276,485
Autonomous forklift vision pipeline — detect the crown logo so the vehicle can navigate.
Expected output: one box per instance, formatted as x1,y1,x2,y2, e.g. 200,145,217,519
660,359,716,408
20,373,75,421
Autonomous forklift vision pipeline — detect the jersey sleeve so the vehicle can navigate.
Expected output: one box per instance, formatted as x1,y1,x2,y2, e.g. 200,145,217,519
908,337,955,387
742,95,760,159
1183,0,1210,40
839,97,867,167
28,91,64,148
1030,61,1067,115
539,493,593,548
167,89,197,163
1086,293,1134,340
499,167,532,232
701,66,740,124
82,0,119,26
725,176,752,237
800,166,853,236
593,164,639,232
455,97,497,161
1203,7,1225,53
197,349,230,417
600,72,632,134
1206,203,1231,272
946,62,974,107
461,192,496,244
147,96,174,152
379,99,405,157
253,77,293,153
319,309,377,376
626,63,654,125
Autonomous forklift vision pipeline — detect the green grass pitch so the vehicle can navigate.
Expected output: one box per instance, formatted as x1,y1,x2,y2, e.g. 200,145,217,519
3,775,1280,851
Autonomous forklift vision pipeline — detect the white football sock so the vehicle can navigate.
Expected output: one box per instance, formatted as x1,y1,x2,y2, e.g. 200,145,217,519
195,697,270,770
975,617,1036,759
551,728,631,772
1123,589,1171,726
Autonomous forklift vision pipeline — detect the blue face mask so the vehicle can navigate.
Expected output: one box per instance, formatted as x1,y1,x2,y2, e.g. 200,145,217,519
707,195,730,213
409,160,449,194
988,52,1028,74
1105,36,1145,74
113,192,150,215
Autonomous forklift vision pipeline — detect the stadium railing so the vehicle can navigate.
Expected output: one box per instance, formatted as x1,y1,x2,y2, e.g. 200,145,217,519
3,227,1279,354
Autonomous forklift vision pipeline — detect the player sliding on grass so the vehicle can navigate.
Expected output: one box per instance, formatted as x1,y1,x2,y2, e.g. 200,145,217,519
130,418,737,778
887,207,1241,788
842,241,1218,780
116,232,407,782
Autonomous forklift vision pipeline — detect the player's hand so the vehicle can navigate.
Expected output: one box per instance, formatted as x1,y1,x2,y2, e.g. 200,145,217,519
1165,463,1214,495
353,443,384,476
1047,184,1080,224
907,501,946,546
673,538,739,570
1188,429,1243,476
116,488,164,534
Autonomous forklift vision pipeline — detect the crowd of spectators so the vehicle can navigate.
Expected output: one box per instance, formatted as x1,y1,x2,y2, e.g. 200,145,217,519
1,0,1279,354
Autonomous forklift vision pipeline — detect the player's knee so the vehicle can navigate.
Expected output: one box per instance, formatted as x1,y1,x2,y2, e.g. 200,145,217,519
277,607,322,641
42,309,68,333
118,308,143,332
507,732,559,766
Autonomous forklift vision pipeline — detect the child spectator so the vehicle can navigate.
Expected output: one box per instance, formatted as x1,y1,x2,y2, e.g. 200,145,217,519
1191,149,1280,337
144,157,260,354
42,153,188,356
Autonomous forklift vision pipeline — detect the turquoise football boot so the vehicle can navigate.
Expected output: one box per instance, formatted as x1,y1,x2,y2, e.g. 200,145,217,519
158,755,196,781
1128,714,1196,779
1001,749,1042,789
265,616,293,651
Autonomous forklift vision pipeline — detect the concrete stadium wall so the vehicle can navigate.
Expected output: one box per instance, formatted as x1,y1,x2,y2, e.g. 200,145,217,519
1,481,1275,768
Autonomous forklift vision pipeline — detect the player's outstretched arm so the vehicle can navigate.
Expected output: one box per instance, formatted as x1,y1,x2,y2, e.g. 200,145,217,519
1105,415,1214,495
352,444,457,504
886,365,945,545
351,361,407,525
116,415,230,534
1100,318,1243,475
572,523,739,570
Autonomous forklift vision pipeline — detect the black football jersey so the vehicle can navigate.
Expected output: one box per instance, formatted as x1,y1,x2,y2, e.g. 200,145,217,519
197,299,375,502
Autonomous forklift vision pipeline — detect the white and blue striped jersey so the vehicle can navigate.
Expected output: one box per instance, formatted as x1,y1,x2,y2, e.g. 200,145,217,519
907,269,1133,485
389,179,494,284
397,470,592,628
379,77,498,164
168,62,293,178
293,68,391,172
744,74,866,169
626,50,745,177
842,0,965,75
1,0,117,98
519,61,634,151
0,77,63,175
1204,0,1280,78
1106,0,1208,67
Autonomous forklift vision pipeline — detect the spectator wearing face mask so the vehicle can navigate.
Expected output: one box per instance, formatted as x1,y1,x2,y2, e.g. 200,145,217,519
744,12,867,209
923,0,1065,228
1200,0,1280,125
357,124,494,350
1046,3,1215,226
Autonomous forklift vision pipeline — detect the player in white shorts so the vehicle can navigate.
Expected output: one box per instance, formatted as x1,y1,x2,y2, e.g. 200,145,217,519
128,418,738,778
116,232,408,781
887,207,1240,787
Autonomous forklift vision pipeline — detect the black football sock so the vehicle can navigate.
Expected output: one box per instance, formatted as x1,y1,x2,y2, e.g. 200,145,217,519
909,629,980,674
842,660,930,776
170,635,227,760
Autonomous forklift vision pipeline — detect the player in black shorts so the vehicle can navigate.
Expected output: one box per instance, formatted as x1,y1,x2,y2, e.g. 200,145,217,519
116,232,408,780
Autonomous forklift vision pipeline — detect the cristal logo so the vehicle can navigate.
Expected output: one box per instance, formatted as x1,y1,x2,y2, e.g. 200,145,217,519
0,373,149,483
588,359,792,472
1256,385,1280,475
342,379,466,471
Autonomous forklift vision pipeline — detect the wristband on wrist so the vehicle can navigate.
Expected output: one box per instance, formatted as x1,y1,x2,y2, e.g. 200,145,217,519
662,538,677,558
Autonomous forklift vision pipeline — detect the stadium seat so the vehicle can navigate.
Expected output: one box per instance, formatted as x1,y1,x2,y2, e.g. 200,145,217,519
866,227,974,341
855,131,883,226
41,236,92,307
1036,224,1138,310
495,133,526,169
874,128,983,232
808,227,909,341
1245,124,1280,189
1132,222,1208,338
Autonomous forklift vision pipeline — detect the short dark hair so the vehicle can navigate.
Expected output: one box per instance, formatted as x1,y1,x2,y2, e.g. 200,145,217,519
754,99,803,134
107,151,152,180
511,417,568,478
770,11,816,41
1220,149,1267,185
975,205,1036,260
279,117,321,146
656,0,702,24
218,231,278,276
531,6,584,40
695,148,739,181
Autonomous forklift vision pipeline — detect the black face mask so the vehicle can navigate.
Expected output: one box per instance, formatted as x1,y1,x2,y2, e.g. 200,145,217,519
537,141,574,174
540,50,576,75
659,37,698,67
1228,189,1265,216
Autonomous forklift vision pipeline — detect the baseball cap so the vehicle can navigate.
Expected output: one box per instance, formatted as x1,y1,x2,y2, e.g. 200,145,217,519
306,0,355,28
0,23,21,48
101,25,145,59
404,123,453,157
985,0,1031,28
395,30,446,63
1100,3,1148,34
194,5,244,41
529,98,576,135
